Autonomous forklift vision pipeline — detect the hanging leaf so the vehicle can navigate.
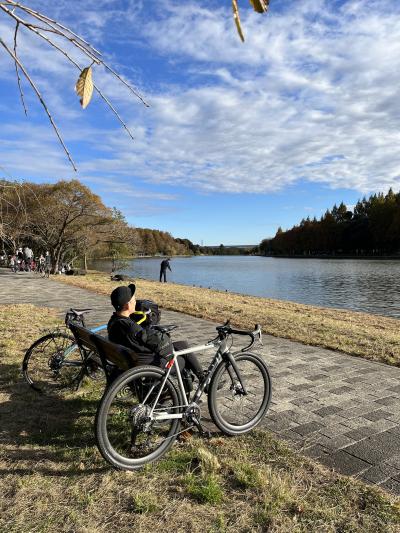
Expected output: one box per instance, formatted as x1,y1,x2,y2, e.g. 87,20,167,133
232,0,245,42
75,66,93,109
249,0,270,14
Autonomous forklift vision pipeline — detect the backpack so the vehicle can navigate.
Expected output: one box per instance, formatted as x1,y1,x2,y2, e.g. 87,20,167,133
131,299,161,327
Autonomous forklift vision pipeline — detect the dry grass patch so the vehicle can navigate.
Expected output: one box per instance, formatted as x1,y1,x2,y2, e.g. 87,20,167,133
1,304,400,532
56,271,400,366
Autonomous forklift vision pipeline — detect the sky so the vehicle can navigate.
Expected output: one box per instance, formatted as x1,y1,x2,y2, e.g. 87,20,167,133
0,0,399,245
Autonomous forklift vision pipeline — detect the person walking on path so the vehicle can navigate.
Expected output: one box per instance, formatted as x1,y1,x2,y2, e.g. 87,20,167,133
159,257,171,282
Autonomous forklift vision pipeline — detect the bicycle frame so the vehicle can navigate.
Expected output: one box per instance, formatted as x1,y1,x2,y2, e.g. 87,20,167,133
62,324,107,362
147,336,247,422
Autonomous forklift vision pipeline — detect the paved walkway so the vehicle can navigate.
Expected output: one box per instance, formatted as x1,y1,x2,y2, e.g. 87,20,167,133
1,270,400,494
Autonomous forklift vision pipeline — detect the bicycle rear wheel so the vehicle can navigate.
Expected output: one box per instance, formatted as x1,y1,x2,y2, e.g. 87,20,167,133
208,352,271,436
95,366,182,470
22,332,84,394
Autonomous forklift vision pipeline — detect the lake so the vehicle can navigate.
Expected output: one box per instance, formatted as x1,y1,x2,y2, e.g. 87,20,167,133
90,256,400,319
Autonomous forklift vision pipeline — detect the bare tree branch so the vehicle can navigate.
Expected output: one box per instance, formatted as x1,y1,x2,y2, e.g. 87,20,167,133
2,7,136,141
0,0,149,168
0,37,77,171
13,21,27,115
6,0,103,58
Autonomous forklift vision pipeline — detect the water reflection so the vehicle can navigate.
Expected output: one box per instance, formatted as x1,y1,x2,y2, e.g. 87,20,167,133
90,256,400,319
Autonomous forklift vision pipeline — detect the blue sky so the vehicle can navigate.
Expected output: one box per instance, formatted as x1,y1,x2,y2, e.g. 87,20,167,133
1,0,400,245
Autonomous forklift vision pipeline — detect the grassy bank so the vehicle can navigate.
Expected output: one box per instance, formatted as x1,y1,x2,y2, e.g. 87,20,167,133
56,271,400,367
1,304,399,532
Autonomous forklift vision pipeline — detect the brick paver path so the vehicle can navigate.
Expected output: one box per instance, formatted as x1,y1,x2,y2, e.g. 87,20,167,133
1,269,400,494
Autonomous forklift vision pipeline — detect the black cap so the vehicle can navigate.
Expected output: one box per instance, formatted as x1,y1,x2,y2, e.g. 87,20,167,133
110,283,136,310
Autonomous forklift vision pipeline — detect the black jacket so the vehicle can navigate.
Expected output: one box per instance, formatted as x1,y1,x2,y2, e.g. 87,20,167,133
107,314,172,359
160,259,171,272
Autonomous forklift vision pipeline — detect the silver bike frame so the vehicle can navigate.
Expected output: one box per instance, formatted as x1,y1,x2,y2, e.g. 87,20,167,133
149,338,224,421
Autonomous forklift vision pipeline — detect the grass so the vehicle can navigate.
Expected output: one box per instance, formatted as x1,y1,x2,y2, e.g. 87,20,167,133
0,304,399,532
55,271,400,366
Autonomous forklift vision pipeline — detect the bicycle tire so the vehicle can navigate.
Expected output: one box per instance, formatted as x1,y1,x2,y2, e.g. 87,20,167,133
208,352,272,436
22,332,83,394
95,366,182,470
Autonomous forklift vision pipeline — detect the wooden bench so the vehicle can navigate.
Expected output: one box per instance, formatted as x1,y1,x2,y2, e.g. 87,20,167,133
69,323,139,385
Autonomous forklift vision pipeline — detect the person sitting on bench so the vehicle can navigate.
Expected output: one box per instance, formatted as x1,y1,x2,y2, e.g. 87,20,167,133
107,284,204,382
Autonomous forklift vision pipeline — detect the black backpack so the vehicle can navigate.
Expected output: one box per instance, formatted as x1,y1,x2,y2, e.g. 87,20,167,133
131,299,161,327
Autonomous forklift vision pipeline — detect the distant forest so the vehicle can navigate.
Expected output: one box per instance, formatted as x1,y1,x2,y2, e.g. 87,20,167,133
255,189,400,257
134,230,249,257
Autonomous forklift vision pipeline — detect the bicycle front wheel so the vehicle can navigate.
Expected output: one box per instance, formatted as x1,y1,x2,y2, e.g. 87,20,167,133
22,332,83,394
95,366,182,470
208,352,272,436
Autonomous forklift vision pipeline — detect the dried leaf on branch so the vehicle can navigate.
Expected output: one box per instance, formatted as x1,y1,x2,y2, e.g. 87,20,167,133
249,0,270,14
232,0,270,42
75,66,94,109
232,0,245,42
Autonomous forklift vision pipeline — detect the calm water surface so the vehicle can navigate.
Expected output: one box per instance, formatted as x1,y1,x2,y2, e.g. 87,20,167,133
90,256,400,319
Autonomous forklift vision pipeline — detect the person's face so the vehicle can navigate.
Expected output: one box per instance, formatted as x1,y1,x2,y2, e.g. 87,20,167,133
127,294,136,313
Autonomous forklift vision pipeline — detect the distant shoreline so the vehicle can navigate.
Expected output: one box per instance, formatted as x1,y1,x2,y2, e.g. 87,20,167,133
94,254,400,261
261,254,400,260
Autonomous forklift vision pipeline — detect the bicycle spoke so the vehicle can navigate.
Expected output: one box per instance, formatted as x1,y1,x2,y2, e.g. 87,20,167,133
23,333,83,394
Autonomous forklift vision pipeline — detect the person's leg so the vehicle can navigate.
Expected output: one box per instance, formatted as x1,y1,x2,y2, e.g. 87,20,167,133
159,270,163,282
163,270,167,282
173,341,204,378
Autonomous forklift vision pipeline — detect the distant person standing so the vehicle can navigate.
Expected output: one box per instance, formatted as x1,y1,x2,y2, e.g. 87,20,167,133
24,246,33,270
17,247,24,271
45,251,52,277
159,257,171,282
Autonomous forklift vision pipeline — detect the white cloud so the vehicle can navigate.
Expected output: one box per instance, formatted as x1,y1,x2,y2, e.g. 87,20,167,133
1,0,400,199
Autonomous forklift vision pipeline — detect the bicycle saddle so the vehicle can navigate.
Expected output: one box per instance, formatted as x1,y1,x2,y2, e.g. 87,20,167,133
152,324,178,333
69,308,93,316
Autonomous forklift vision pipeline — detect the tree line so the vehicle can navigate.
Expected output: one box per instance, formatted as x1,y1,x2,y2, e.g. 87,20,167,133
0,179,198,273
255,189,400,257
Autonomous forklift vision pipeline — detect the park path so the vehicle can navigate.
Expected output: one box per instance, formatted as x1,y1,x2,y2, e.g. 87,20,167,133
1,269,400,494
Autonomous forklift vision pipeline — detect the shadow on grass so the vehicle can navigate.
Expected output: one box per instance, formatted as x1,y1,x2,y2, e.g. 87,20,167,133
0,360,109,476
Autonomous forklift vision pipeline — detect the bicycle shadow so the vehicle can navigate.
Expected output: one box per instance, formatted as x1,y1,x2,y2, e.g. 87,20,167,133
0,360,109,477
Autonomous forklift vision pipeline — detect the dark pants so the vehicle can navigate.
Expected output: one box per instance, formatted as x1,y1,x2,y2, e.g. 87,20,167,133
137,340,203,378
169,340,204,377
159,269,167,282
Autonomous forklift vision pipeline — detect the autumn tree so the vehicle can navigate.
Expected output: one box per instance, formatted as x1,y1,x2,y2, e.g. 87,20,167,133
0,179,139,272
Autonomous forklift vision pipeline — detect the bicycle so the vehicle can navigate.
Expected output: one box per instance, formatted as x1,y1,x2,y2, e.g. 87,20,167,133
22,306,156,394
95,321,272,471
22,308,107,394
